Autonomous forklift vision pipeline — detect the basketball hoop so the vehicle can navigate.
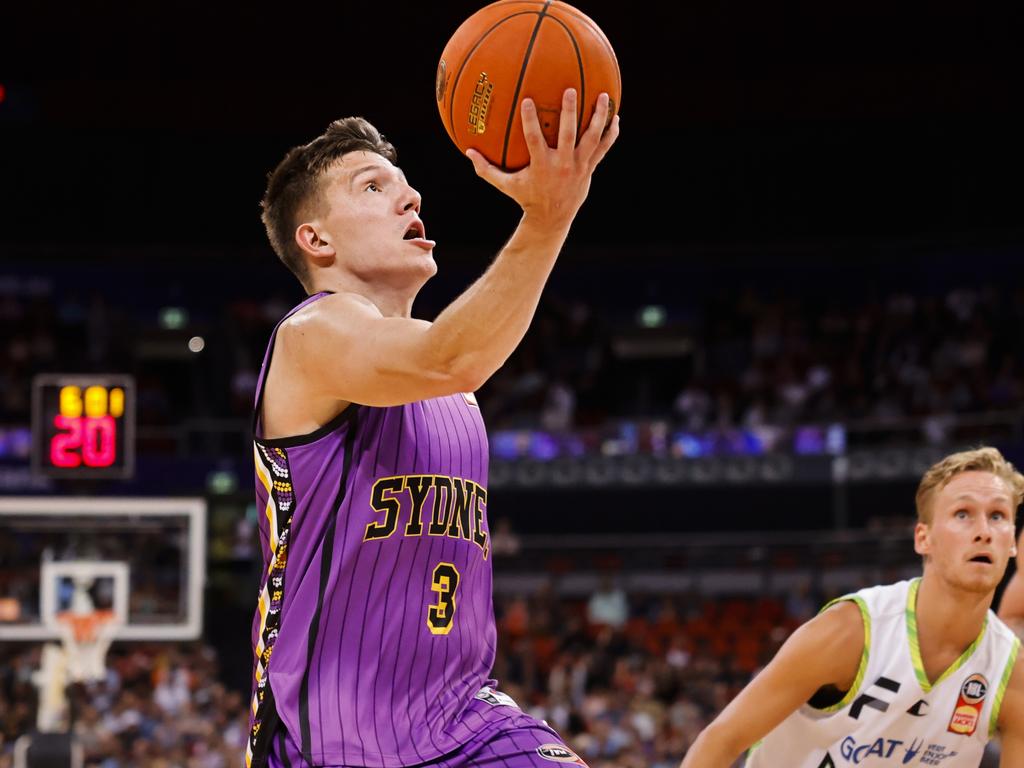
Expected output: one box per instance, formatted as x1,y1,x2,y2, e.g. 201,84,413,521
55,608,121,683
33,609,122,733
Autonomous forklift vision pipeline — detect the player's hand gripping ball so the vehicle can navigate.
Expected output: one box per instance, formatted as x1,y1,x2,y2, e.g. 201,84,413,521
436,0,621,171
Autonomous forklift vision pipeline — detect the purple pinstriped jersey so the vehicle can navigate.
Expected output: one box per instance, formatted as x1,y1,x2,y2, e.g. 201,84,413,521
246,293,500,768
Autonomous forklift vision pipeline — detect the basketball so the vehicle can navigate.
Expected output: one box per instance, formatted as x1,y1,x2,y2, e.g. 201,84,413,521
435,0,621,171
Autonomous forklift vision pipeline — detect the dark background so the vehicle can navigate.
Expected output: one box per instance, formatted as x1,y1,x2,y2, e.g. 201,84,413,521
2,1,1021,258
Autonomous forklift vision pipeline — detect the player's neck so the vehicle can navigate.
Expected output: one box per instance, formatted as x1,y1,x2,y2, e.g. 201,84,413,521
312,274,417,318
915,573,993,654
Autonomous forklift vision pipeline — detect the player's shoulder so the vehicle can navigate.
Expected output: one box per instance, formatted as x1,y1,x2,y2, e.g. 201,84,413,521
814,598,868,643
283,292,381,326
277,292,383,341
769,598,865,690
987,611,1022,645
835,578,914,621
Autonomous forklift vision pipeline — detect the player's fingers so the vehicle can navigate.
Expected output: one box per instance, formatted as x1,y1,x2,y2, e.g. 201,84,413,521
556,88,578,154
577,92,611,158
466,148,511,187
520,98,548,157
589,114,620,168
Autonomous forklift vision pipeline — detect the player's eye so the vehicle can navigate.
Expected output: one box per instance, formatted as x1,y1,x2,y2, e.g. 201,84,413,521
365,182,382,192
955,509,969,519
991,510,1006,521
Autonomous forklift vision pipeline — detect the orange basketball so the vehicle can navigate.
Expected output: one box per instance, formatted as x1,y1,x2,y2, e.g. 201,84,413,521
435,0,621,171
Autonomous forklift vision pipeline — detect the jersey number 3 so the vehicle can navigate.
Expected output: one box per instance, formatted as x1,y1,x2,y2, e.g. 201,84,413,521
427,562,461,635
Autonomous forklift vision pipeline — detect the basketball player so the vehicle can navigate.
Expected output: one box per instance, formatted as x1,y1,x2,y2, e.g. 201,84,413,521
245,88,618,768
680,447,1024,767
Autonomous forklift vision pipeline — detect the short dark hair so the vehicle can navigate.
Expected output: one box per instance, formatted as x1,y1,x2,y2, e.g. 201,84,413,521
260,117,398,290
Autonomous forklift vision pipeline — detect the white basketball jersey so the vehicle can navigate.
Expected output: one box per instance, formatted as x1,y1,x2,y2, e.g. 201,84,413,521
746,579,1020,768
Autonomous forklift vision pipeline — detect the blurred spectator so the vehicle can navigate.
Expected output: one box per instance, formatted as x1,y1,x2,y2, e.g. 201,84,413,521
587,574,629,630
490,517,522,558
0,263,1022,459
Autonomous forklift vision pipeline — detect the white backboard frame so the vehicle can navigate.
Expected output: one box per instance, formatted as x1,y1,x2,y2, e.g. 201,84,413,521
0,496,206,641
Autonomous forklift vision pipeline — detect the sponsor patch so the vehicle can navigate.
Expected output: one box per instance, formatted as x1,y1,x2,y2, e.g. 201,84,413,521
474,686,519,709
947,674,988,736
537,744,586,764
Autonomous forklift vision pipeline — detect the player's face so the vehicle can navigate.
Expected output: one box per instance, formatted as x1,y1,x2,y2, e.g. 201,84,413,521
915,471,1018,594
318,151,437,286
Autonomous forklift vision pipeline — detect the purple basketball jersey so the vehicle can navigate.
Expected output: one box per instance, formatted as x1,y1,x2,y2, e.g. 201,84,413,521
246,293,501,768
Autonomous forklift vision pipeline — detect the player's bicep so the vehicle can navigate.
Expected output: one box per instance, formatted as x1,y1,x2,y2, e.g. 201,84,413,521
700,601,865,755
282,295,471,406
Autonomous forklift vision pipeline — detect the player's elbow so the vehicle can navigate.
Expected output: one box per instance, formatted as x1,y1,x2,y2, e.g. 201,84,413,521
403,353,489,398
447,356,491,394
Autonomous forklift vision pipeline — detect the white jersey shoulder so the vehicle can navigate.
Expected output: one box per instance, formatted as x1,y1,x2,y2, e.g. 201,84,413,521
746,578,1021,768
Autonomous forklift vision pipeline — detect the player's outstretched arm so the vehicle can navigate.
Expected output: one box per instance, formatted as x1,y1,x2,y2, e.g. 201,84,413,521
997,532,1024,637
679,600,866,768
997,658,1024,766
281,88,619,408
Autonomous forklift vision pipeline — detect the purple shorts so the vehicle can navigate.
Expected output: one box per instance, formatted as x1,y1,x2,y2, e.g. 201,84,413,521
265,694,586,768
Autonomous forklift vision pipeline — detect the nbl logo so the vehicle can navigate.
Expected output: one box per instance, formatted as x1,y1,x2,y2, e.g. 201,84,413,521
948,673,988,736
961,676,987,703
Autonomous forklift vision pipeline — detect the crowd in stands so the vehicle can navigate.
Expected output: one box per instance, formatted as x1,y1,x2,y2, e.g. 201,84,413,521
0,642,249,767
0,582,812,768
2,263,1023,454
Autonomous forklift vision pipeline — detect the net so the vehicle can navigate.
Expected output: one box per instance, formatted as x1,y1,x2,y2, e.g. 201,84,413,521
54,609,120,683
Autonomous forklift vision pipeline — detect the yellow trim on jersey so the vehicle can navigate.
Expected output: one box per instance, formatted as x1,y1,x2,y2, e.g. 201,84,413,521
253,444,278,553
906,577,988,692
989,636,1021,738
746,739,763,761
811,595,871,713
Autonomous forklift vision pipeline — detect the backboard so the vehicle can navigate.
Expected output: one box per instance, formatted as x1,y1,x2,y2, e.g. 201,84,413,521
0,497,206,641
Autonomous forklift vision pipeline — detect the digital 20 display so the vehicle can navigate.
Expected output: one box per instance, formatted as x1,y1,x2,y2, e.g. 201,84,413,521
31,375,135,479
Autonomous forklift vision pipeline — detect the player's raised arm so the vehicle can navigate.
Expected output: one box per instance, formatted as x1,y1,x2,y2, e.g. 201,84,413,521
680,600,866,768
279,89,618,409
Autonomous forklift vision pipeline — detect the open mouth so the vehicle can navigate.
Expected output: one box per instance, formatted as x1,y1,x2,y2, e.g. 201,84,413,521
403,222,424,240
969,554,993,564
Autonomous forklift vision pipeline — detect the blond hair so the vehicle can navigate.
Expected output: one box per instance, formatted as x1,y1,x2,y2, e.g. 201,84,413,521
915,446,1024,524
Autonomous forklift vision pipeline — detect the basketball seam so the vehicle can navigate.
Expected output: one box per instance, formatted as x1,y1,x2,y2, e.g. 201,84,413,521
548,2,622,98
501,2,551,169
539,14,586,139
446,11,540,148
490,0,618,63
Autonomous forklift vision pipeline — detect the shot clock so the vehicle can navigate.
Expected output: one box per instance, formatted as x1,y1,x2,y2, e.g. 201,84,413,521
31,375,135,479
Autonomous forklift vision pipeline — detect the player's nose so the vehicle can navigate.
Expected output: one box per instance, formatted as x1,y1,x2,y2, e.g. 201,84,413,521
399,184,422,214
973,518,994,541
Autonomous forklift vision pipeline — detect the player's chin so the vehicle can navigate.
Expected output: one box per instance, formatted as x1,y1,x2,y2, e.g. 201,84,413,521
415,252,438,277
400,252,438,282
954,569,1002,595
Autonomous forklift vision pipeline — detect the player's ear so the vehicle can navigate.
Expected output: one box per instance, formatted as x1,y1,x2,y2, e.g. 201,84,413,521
295,222,337,267
913,522,931,557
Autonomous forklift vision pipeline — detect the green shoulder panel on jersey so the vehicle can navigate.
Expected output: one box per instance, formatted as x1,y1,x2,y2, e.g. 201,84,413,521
812,594,871,713
989,635,1021,738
